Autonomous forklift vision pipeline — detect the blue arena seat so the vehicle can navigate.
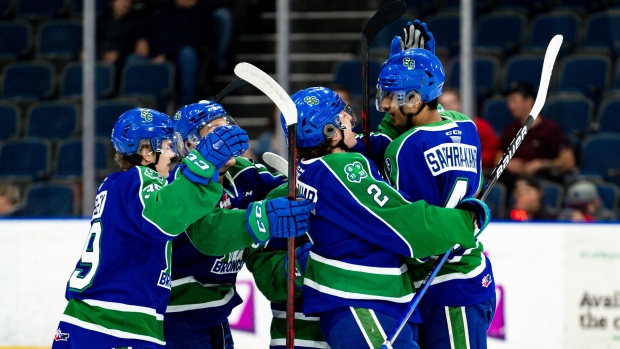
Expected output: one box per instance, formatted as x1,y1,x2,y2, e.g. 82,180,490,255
501,54,544,91
557,54,611,101
425,12,460,57
61,62,115,99
580,133,620,183
36,20,82,60
333,59,383,98
119,62,175,111
539,180,565,210
0,137,52,181
482,96,512,136
596,94,620,134
0,20,32,58
26,102,79,140
447,55,500,101
495,0,554,16
55,137,109,179
544,93,594,138
476,12,527,57
22,182,74,216
613,58,620,90
15,0,67,19
526,11,581,54
1,60,55,100
582,10,620,57
368,17,414,54
595,181,620,210
95,100,139,137
0,102,19,140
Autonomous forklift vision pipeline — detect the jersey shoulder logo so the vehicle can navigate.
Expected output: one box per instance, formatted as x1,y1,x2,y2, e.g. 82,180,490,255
54,329,70,341
143,167,165,185
481,273,493,288
344,161,368,183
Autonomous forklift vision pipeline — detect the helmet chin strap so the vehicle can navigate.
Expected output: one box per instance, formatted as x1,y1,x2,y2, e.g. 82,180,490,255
399,101,426,129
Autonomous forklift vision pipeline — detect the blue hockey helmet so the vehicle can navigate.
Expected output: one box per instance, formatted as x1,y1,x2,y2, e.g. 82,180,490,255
111,108,182,157
376,48,445,112
172,100,237,156
281,87,358,148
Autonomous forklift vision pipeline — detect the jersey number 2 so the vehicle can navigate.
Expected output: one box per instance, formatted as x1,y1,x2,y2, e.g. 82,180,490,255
68,222,102,291
368,184,389,207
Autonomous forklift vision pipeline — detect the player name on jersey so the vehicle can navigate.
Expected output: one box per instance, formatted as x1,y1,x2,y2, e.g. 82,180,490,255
424,143,478,176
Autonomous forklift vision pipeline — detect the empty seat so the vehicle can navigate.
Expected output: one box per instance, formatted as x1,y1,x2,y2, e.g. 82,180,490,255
555,0,606,14
0,101,19,140
95,100,138,137
36,20,82,60
119,62,175,111
0,137,52,181
557,54,611,101
447,55,500,101
580,133,620,183
22,182,74,216
482,96,512,135
502,54,544,91
26,102,79,140
333,59,383,98
55,137,109,178
544,93,594,138
526,11,581,54
496,0,554,15
425,12,460,57
369,17,414,54
15,0,67,19
61,62,115,99
476,12,527,57
0,20,32,58
595,181,620,210
581,10,620,57
539,179,565,210
1,60,55,100
596,93,620,134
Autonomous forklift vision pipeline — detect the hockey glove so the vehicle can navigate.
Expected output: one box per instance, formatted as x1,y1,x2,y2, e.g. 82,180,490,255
180,150,218,185
196,125,249,169
283,242,313,290
456,198,491,234
390,20,436,56
245,197,315,244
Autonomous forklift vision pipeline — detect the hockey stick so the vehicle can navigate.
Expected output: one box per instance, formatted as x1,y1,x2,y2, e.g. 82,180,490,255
362,0,407,157
214,78,248,103
263,151,289,175
234,62,298,349
380,35,563,349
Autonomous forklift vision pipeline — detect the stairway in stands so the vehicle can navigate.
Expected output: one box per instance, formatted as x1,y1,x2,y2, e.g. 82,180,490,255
210,0,382,140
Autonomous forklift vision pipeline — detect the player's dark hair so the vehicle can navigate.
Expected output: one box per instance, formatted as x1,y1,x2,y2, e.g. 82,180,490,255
427,98,439,110
114,143,153,170
298,140,338,160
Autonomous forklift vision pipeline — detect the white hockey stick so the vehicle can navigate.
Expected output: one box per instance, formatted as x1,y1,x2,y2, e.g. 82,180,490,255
234,62,299,349
263,151,289,175
381,34,563,349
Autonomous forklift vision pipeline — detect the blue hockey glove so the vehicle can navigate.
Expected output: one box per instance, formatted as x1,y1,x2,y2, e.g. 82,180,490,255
245,197,315,244
391,20,436,56
180,150,218,185
196,125,249,169
283,242,313,290
456,198,491,234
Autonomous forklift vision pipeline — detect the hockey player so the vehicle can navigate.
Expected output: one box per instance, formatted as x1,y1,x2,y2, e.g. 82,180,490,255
282,87,490,349
372,24,496,349
52,108,314,349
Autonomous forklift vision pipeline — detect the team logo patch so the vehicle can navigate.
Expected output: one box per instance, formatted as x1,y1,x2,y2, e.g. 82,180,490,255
304,96,320,106
54,329,70,341
481,273,493,288
344,161,368,183
385,158,393,179
140,109,153,122
403,57,415,70
144,168,165,184
173,111,181,120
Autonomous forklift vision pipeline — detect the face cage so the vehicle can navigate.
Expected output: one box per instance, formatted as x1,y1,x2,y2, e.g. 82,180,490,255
375,86,422,112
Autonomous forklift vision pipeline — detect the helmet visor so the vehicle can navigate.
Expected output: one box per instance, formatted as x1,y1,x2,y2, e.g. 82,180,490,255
334,104,359,130
375,85,421,112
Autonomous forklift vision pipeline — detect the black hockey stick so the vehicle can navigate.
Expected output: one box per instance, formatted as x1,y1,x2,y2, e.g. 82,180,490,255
234,63,299,349
214,78,248,103
362,0,407,157
381,35,563,349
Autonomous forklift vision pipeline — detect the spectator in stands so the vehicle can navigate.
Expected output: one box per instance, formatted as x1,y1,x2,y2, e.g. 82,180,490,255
129,0,233,107
558,180,617,222
497,82,576,193
438,87,500,173
96,0,145,71
509,176,557,221
0,182,22,217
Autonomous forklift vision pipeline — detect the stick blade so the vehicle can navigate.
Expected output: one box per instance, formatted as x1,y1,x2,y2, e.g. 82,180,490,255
530,35,563,118
362,0,407,42
262,151,289,175
234,62,298,126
